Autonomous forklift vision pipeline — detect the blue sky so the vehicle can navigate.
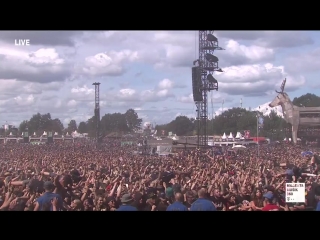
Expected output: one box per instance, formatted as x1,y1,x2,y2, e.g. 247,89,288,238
0,31,319,128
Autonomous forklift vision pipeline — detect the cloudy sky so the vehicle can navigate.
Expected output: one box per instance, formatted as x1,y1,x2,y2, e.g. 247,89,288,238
0,31,319,127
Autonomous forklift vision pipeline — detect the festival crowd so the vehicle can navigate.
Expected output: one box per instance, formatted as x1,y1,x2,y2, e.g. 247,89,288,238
0,140,319,211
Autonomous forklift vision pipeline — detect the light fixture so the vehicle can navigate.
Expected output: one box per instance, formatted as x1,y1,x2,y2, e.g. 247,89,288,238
216,68,223,72
207,74,218,83
205,53,219,63
207,34,218,42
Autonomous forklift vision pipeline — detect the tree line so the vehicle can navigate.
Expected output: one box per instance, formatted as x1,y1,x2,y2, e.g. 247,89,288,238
155,93,320,140
1,93,318,139
15,109,142,137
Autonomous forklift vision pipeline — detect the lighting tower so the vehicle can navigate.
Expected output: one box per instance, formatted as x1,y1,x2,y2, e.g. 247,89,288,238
92,82,101,144
193,31,224,148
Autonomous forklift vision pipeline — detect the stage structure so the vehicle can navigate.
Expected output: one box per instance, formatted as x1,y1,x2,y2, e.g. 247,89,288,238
192,31,224,148
92,82,101,144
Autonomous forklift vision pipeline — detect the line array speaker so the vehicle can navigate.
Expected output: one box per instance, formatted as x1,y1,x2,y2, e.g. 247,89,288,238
192,67,203,102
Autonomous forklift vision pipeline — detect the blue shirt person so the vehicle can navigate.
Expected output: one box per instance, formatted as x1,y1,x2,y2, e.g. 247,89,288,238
34,181,63,211
167,192,188,211
190,189,217,211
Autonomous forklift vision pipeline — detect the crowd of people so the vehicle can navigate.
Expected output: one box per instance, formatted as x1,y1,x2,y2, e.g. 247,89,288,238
0,140,319,211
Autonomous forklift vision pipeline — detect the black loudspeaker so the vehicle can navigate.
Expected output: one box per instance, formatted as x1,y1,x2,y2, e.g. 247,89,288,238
23,132,29,143
192,67,203,101
47,132,53,143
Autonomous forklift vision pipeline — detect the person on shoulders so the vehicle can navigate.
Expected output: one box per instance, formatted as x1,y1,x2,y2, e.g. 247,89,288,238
116,194,137,211
190,188,216,211
167,193,188,211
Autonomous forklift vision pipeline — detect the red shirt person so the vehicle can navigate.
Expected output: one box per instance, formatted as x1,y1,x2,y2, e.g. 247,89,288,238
262,192,280,211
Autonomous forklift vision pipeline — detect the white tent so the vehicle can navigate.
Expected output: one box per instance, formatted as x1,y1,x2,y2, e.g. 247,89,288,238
232,145,246,150
9,132,12,136
21,133,24,136
66,132,69,136
221,133,227,141
228,132,234,139
42,131,47,136
54,132,58,136
33,132,36,136
235,132,241,139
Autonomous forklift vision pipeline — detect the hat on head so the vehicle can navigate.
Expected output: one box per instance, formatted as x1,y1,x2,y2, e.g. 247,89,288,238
165,187,174,197
121,194,133,203
263,192,274,200
43,181,55,190
147,192,157,199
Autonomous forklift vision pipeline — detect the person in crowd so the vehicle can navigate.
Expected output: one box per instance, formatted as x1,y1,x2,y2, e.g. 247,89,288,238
190,188,216,211
116,194,137,211
167,193,188,211
0,140,319,211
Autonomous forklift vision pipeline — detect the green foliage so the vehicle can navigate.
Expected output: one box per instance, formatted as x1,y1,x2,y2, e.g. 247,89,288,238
67,120,77,133
78,122,87,133
156,116,195,136
16,93,319,138
292,93,320,107
19,113,63,135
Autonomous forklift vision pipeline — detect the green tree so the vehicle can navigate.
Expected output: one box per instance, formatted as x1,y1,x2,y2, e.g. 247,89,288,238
262,110,286,140
78,121,87,133
292,93,320,107
52,118,64,134
124,109,142,132
213,108,256,135
156,116,194,136
67,120,77,132
27,113,42,134
19,120,28,133
171,116,194,136
86,116,97,137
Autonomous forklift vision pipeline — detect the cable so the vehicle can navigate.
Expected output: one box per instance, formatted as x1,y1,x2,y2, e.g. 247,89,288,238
195,31,197,59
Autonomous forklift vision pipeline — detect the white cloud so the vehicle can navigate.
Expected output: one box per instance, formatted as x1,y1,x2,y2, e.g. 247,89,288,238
284,48,320,74
178,92,231,104
0,31,317,126
215,63,305,96
67,100,77,107
220,40,274,66
0,46,70,83
158,79,173,89
216,31,313,48
14,95,35,106
81,50,139,76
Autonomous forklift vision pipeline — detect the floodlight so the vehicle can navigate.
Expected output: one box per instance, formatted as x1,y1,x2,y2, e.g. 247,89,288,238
207,34,218,42
205,53,219,63
216,68,223,72
207,74,218,83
